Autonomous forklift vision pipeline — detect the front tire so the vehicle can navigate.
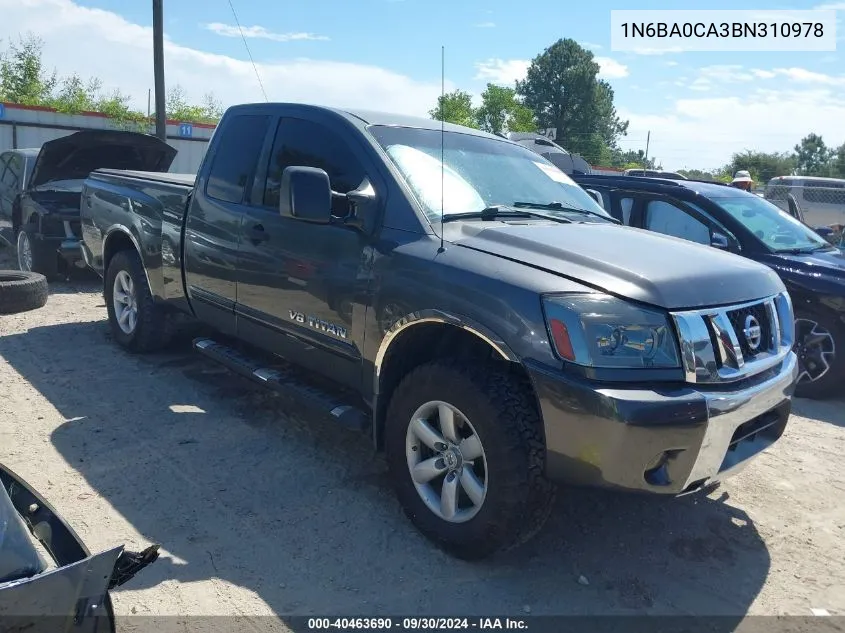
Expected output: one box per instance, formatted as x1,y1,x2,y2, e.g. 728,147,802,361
385,359,555,560
794,308,845,400
104,249,172,353
16,228,58,279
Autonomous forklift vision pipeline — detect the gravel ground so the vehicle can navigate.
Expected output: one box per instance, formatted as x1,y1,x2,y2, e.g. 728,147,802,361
1,244,844,628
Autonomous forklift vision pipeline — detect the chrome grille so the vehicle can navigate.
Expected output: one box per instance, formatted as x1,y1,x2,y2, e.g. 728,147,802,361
671,292,794,384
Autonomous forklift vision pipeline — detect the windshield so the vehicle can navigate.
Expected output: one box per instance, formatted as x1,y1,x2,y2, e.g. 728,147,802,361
368,125,612,223
713,194,831,252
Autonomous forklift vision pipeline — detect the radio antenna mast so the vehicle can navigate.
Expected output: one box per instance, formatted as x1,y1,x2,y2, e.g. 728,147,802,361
439,45,445,253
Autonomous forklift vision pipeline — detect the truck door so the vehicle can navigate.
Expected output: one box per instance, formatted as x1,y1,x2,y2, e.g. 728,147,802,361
235,115,377,390
183,114,272,336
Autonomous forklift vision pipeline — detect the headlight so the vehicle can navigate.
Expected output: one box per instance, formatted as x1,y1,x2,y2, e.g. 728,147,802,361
542,293,681,369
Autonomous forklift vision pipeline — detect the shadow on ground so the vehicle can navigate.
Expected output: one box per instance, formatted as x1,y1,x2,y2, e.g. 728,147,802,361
793,396,845,428
0,320,772,628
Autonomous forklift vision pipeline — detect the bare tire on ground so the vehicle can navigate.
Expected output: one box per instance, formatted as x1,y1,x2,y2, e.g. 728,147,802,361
104,249,172,353
385,359,555,560
794,308,845,400
0,270,49,315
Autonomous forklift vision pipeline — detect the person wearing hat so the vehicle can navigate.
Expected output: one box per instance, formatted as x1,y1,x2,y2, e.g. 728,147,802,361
730,170,753,192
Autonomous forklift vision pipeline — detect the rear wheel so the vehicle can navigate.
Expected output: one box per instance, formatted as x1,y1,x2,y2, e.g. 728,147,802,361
793,309,845,400
385,359,555,560
104,249,172,353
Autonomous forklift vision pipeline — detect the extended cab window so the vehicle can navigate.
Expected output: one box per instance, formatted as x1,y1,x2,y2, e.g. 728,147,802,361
644,199,710,245
206,114,271,204
264,118,365,215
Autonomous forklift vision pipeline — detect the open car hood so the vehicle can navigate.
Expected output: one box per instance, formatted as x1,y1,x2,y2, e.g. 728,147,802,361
29,130,177,189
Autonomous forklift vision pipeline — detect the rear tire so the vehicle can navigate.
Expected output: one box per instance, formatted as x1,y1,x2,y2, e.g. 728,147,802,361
0,270,49,315
104,249,172,353
794,308,845,400
384,359,555,560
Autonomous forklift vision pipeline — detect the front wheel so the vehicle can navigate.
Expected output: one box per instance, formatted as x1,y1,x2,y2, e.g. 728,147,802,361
794,309,845,400
385,359,555,560
104,249,172,353
16,228,58,279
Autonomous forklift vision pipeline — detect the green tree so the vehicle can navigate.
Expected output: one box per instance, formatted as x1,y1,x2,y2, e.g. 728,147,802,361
677,168,718,181
428,89,478,128
0,34,57,105
516,38,628,164
474,83,536,135
724,150,796,184
611,149,656,170
794,133,832,176
163,84,224,124
831,144,845,179
50,74,101,113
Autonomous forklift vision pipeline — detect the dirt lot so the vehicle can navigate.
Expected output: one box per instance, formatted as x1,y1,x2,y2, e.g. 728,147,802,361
1,243,844,626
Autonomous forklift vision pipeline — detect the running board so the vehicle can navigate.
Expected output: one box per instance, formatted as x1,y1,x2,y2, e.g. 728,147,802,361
193,338,370,432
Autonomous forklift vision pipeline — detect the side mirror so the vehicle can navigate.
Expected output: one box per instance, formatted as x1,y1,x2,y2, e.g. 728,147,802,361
279,166,331,224
711,232,730,250
584,189,604,209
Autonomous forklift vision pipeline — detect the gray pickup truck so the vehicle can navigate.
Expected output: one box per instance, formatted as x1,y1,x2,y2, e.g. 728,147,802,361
79,103,798,560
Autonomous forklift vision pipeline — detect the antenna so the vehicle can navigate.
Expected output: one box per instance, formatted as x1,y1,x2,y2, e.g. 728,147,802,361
439,45,445,253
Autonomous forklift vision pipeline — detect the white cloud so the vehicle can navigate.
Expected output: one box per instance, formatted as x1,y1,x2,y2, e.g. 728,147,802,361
0,0,451,117
474,21,496,28
203,23,329,42
583,42,603,50
474,59,530,86
813,2,845,9
474,56,628,85
594,56,629,78
770,67,845,85
665,60,679,67
619,88,845,170
751,69,777,79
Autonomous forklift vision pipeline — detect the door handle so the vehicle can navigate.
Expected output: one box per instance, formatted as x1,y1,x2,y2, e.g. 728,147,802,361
248,223,269,243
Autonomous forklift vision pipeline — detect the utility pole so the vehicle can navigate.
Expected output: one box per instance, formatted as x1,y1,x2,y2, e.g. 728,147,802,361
152,0,167,141
644,130,651,167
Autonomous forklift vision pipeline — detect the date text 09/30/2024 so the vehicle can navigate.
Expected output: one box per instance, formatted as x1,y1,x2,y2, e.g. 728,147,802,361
306,618,529,631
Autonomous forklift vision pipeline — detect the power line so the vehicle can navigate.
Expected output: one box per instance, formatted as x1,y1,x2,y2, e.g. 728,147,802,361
226,0,268,102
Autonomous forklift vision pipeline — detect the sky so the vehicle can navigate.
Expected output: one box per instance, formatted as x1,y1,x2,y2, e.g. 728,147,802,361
1,0,844,170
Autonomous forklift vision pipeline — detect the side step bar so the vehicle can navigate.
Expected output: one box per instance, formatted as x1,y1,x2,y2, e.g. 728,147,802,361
193,338,370,432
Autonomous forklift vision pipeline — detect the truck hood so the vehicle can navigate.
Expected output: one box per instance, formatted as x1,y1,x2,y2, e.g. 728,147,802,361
450,222,785,309
29,130,177,189
758,248,845,291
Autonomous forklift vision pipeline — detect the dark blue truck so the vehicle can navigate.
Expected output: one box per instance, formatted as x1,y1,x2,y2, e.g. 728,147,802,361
573,173,845,400
79,103,798,560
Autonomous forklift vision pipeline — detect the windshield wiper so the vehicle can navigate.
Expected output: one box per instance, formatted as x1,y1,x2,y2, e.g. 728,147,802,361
775,244,834,254
513,201,621,224
441,205,572,224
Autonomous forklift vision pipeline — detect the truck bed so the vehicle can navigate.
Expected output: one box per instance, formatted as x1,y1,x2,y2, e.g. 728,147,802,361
81,169,195,307
92,169,196,188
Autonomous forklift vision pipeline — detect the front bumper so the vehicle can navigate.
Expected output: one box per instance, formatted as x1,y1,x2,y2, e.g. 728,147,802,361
530,351,798,495
31,215,84,264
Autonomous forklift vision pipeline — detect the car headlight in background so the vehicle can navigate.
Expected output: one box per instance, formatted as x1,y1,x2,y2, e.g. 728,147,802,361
542,293,681,369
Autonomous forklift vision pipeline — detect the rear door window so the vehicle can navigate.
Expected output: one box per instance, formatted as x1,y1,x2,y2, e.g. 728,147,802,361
206,114,272,204
644,199,711,245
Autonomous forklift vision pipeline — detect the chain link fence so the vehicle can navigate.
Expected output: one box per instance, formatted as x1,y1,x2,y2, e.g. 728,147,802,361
763,180,845,247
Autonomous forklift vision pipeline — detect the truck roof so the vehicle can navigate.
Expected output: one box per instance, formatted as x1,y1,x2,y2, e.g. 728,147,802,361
573,173,747,199
223,102,504,141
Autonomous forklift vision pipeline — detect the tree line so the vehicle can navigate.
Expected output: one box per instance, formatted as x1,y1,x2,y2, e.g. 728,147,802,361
431,38,845,182
0,34,223,128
